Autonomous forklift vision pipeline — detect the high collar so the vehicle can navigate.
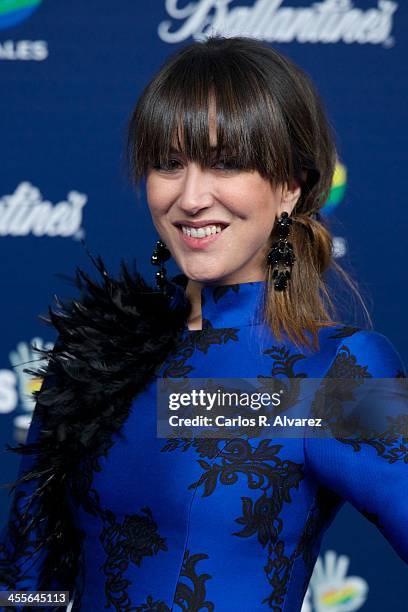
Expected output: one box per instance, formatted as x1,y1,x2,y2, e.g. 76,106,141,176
168,274,267,329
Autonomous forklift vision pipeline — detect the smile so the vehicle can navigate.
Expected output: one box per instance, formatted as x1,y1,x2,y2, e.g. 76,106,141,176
181,224,223,237
175,224,228,249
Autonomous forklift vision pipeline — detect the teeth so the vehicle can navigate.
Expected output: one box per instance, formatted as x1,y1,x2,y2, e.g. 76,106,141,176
181,224,223,238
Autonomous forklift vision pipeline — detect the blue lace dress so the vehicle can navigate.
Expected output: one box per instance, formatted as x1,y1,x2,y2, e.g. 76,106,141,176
1,279,407,611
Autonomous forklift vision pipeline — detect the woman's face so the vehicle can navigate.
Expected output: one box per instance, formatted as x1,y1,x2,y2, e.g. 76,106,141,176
146,122,301,286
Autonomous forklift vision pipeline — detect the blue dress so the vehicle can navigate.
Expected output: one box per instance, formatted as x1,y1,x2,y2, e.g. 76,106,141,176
1,278,407,611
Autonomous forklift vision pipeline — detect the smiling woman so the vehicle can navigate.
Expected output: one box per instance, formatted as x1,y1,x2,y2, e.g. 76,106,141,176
1,34,407,612
127,35,367,348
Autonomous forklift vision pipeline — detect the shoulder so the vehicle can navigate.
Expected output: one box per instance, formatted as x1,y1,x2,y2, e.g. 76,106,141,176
324,325,406,378
26,256,190,432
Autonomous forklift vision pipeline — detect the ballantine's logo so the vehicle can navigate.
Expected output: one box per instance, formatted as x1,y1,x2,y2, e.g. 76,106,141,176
158,0,397,47
0,182,87,238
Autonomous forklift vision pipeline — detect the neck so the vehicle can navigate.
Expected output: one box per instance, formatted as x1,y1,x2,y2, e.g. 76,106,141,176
185,280,203,330
185,272,268,331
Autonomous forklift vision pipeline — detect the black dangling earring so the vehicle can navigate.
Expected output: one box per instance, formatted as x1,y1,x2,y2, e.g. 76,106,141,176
151,239,171,294
267,212,296,291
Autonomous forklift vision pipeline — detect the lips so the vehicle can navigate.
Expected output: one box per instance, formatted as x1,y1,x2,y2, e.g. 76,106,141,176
173,221,230,229
175,223,227,249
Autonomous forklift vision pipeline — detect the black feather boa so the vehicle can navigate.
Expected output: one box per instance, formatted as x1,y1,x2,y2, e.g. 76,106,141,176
1,253,191,602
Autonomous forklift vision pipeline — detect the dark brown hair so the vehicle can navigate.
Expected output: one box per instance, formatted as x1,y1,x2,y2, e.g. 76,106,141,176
127,35,371,350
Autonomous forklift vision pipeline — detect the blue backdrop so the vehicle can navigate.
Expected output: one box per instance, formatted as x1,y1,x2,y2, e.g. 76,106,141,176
1,1,407,610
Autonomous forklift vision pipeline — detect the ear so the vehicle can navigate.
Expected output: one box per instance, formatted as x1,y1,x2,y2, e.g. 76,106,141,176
277,178,302,217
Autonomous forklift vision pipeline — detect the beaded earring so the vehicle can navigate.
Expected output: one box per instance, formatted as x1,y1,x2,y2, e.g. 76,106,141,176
266,212,296,291
151,239,171,293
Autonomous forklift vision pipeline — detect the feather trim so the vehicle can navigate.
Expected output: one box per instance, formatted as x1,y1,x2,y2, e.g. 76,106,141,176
0,252,191,598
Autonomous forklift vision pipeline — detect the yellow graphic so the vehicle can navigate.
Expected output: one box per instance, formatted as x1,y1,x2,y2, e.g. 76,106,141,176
322,160,347,214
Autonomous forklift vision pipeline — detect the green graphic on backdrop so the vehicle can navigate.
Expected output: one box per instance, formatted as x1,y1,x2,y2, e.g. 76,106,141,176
0,0,42,31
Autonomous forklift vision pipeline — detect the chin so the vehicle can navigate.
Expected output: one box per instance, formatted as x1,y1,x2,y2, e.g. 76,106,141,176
181,269,228,284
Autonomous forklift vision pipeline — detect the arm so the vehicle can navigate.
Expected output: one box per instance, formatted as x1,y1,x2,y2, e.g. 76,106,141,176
0,396,52,591
304,329,408,563
0,343,78,610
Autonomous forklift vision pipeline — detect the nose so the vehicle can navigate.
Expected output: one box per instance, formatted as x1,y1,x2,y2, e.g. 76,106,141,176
177,162,215,216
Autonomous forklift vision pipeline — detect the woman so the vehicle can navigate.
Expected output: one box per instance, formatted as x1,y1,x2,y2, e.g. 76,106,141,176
1,35,407,612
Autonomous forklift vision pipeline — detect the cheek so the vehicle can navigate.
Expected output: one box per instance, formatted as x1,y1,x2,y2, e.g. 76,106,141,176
146,178,168,218
228,176,279,215
232,194,277,248
231,192,278,234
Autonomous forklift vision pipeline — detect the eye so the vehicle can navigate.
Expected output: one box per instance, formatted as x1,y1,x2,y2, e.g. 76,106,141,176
150,157,244,173
151,158,183,172
213,157,243,171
